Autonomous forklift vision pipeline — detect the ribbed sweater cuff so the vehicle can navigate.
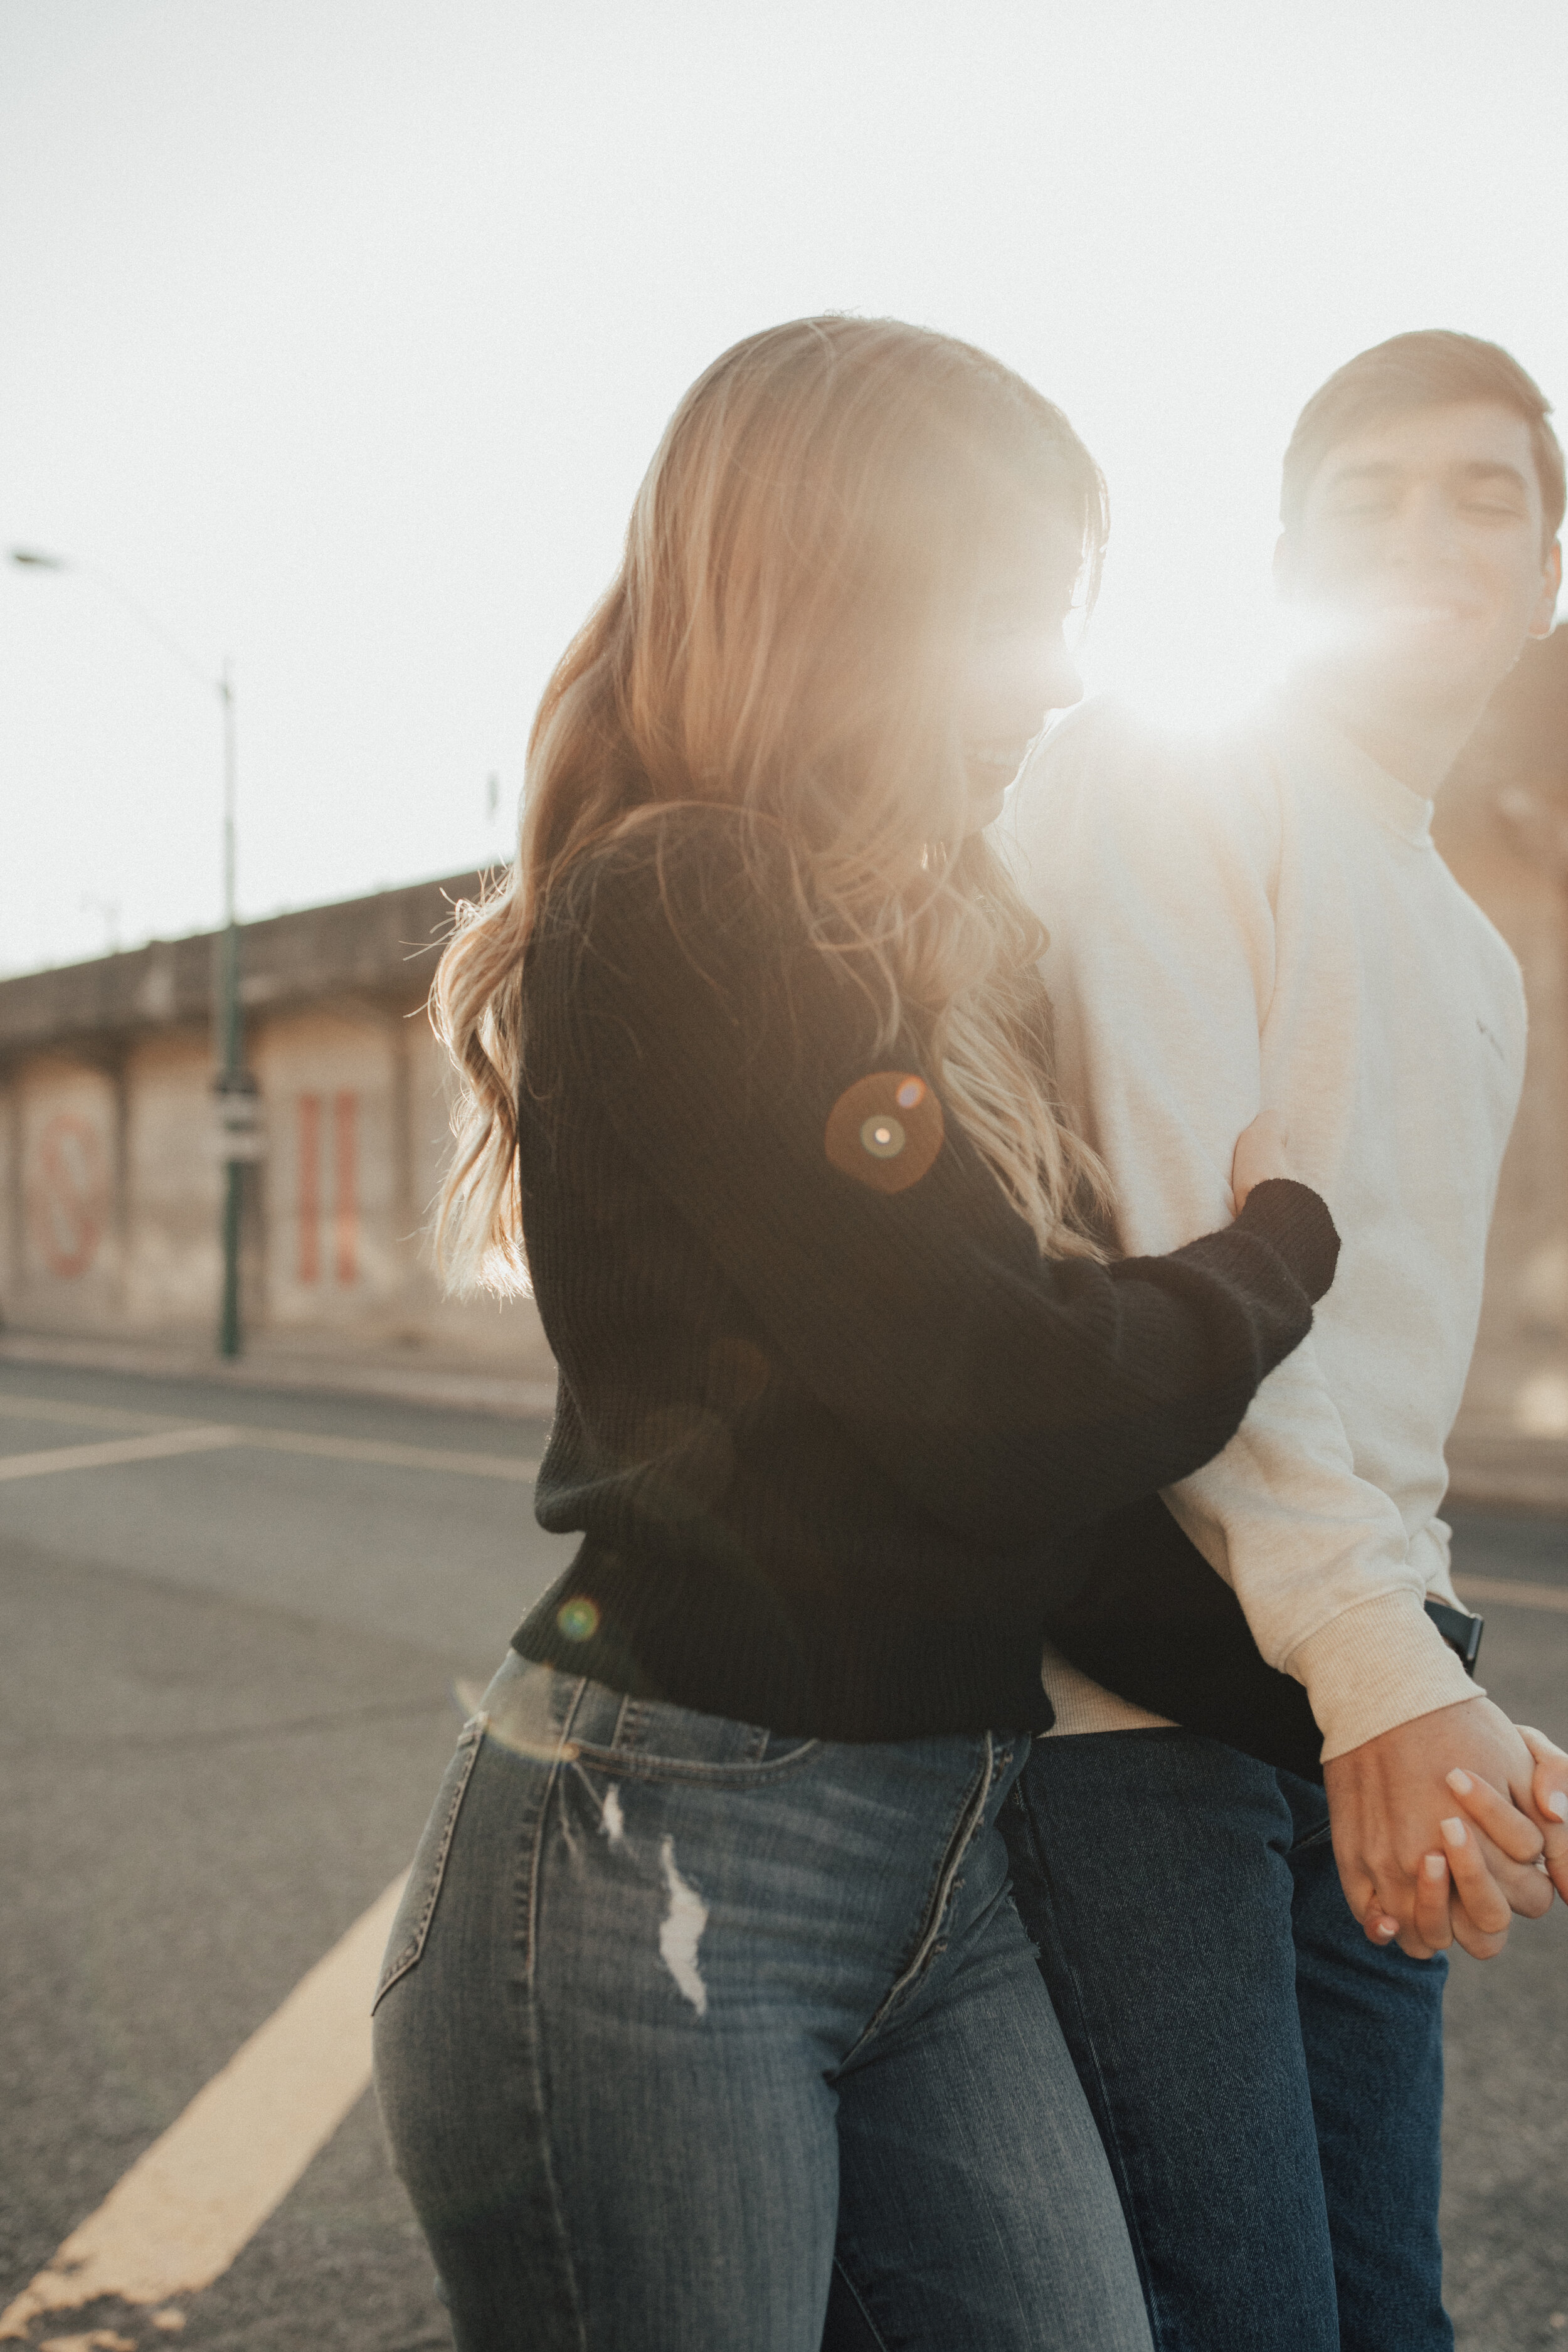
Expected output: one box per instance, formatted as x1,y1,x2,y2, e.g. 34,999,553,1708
1235,1179,1341,1304
1286,1588,1484,1762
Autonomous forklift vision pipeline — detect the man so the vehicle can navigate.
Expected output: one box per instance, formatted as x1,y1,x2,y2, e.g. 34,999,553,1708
1003,332,1568,2352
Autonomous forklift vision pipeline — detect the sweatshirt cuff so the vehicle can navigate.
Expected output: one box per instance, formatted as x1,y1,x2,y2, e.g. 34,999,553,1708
1286,1588,1485,1762
1234,1179,1341,1305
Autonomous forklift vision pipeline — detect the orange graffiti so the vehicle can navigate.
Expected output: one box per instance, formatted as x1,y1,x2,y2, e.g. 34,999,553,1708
28,1112,110,1279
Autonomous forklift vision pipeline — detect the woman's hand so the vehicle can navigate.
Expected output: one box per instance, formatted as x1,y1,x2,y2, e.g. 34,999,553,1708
1442,1724,1568,1903
1231,1108,1293,1211
1520,1725,1568,1897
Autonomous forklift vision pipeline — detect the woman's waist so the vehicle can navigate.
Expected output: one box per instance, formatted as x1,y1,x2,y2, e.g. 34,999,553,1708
511,1539,1063,1745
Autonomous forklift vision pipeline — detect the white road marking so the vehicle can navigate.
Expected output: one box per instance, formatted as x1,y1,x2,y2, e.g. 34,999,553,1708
0,1396,193,1433
1459,1576,1568,1616
0,1873,408,2339
0,1395,537,1483
0,1428,241,1481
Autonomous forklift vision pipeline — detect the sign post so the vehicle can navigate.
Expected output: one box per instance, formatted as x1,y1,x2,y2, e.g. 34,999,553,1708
213,661,255,1359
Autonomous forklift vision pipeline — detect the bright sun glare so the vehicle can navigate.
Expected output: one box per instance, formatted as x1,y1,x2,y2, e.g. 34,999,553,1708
2,3,1565,970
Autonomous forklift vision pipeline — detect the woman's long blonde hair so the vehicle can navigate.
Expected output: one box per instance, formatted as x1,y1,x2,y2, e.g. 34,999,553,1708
433,316,1113,1293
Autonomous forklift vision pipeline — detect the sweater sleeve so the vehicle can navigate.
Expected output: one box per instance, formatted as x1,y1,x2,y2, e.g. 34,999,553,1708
1009,705,1478,1758
532,815,1338,1559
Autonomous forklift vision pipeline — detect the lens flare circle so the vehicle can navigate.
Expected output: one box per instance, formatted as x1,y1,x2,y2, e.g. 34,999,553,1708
825,1072,945,1194
860,1115,906,1159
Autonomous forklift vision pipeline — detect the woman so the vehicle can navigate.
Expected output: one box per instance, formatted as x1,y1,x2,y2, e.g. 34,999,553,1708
371,316,1342,2352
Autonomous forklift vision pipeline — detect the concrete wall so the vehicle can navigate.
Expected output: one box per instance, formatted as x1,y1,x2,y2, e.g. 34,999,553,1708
0,874,552,1384
4,1053,131,1330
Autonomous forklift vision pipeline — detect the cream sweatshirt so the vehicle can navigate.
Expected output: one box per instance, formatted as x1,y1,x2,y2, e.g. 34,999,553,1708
1005,691,1525,1762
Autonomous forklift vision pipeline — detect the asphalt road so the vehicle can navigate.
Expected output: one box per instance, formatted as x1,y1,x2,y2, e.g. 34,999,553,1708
0,1359,1563,2351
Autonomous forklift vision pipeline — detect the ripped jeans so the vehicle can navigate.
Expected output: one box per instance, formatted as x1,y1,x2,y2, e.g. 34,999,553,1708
371,1650,1151,2352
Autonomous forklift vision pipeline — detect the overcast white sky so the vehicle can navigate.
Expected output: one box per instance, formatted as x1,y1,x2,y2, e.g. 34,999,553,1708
3,0,1565,976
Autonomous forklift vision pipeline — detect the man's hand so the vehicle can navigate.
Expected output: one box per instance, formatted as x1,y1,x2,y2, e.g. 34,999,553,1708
1323,1697,1550,1961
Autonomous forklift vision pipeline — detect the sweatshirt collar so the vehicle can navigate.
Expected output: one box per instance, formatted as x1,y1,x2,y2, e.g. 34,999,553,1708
1267,690,1436,849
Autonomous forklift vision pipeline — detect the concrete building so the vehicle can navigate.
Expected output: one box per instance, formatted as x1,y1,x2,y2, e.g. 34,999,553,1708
0,872,556,1405
3,633,1565,1493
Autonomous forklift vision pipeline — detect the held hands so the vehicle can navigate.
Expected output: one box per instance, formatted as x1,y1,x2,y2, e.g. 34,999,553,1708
1231,1108,1293,1211
1226,1109,1567,1955
1323,1700,1568,1961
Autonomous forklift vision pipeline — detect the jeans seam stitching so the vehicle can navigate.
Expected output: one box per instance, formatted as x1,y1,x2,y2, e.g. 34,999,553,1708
1019,1777,1167,2340
525,1681,588,1997
830,2254,894,2351
558,1740,824,1788
371,1716,487,2012
837,1735,994,2067
517,1710,590,2350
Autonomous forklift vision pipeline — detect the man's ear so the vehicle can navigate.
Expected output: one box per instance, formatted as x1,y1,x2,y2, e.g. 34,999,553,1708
1528,539,1562,639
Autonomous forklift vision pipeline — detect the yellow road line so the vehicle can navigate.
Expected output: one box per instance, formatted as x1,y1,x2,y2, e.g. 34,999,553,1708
0,1428,241,1481
1459,1575,1568,1616
233,1426,538,1480
0,1873,408,2339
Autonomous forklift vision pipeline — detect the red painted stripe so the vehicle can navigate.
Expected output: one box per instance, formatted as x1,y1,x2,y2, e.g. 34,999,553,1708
333,1092,357,1286
297,1095,321,1285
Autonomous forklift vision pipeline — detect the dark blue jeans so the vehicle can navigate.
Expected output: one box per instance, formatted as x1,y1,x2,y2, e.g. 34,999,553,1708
372,1652,1152,2351
1002,1730,1451,2352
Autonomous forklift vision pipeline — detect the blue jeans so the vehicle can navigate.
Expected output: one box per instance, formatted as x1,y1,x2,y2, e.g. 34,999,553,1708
1002,1730,1450,2352
373,1651,1152,2352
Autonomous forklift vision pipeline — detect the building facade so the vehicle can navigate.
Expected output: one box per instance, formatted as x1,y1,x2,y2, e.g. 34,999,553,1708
0,873,553,1392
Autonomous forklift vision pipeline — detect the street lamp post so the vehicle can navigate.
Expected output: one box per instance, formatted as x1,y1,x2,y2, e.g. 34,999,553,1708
211,657,262,1359
11,548,258,1357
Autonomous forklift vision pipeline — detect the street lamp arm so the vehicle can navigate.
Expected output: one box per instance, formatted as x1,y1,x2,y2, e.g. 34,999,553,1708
9,544,220,700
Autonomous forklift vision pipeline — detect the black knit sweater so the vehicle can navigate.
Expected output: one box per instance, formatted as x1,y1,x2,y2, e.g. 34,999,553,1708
511,812,1339,1744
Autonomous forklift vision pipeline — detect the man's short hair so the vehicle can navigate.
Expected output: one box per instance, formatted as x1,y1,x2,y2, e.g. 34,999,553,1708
1280,330,1566,546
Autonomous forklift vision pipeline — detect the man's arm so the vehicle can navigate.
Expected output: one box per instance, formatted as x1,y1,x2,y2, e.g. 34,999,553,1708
1009,702,1473,1757
1007,705,1547,1955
